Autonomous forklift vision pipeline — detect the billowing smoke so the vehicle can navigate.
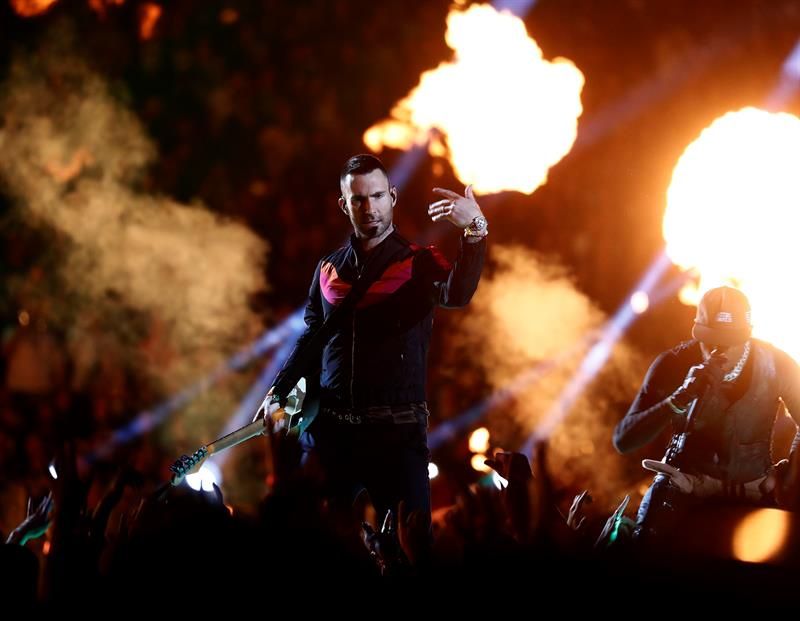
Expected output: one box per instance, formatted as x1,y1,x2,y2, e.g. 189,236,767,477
0,35,268,447
455,245,647,511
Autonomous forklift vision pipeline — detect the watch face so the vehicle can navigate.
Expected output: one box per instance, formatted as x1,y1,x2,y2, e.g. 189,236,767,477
464,215,488,237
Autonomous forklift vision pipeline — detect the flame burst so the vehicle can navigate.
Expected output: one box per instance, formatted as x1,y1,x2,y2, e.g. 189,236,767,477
364,4,584,195
664,107,800,359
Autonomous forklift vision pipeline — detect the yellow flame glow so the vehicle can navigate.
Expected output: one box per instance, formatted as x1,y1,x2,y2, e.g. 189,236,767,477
364,4,584,195
664,107,800,360
731,508,790,563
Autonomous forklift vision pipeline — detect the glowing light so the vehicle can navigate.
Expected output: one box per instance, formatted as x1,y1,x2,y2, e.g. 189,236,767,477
219,8,239,24
664,107,800,360
765,39,800,110
471,453,492,473
10,0,58,17
629,291,650,314
138,3,162,40
185,462,221,492
249,180,268,197
88,0,124,16
18,310,30,326
428,462,439,479
43,541,51,555
732,508,790,563
364,3,583,195
492,471,508,490
48,462,58,480
44,148,93,183
782,40,800,79
468,427,490,453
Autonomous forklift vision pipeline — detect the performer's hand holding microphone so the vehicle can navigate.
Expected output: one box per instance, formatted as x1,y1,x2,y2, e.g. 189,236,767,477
667,348,727,414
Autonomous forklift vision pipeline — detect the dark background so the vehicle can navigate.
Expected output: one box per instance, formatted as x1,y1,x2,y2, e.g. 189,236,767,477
1,0,799,522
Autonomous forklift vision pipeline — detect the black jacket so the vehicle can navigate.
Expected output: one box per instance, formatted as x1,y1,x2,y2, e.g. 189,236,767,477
614,339,800,481
273,228,486,408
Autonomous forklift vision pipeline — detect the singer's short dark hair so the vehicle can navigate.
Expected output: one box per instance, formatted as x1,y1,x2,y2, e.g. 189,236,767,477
339,154,390,186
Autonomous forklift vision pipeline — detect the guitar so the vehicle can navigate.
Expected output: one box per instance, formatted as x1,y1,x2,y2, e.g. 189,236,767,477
168,377,316,486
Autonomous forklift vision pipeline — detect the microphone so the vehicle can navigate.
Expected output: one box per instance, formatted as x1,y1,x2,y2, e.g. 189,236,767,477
707,345,729,369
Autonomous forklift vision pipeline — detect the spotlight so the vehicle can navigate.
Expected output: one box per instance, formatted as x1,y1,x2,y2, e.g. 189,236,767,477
185,461,222,492
630,291,650,314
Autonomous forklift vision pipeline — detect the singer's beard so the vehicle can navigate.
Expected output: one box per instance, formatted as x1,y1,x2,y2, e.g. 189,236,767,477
358,219,390,239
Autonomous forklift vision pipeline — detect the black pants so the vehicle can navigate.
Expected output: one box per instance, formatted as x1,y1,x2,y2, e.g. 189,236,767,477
300,414,431,525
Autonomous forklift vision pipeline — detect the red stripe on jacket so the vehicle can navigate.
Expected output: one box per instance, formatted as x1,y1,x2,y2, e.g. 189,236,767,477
319,256,415,308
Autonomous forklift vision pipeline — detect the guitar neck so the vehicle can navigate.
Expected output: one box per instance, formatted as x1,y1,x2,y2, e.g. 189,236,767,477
206,417,271,455
169,411,283,486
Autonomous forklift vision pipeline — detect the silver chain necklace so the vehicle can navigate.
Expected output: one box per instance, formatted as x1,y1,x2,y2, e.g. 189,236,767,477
723,340,751,382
